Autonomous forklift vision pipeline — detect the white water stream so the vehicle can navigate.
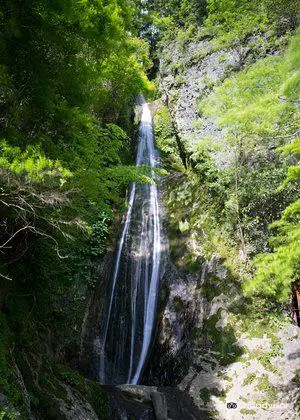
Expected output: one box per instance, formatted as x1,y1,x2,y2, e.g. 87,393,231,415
100,100,162,385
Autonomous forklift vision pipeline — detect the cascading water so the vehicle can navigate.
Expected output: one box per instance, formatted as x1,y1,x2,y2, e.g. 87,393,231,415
99,99,163,385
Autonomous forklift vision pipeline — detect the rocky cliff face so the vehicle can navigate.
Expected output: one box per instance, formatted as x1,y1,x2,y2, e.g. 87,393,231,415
145,248,300,419
144,32,300,419
158,33,286,167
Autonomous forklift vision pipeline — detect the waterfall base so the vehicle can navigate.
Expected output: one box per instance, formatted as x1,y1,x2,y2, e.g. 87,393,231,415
105,385,209,420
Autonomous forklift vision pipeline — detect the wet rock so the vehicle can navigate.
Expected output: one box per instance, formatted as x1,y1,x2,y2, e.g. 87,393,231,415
150,390,170,420
118,385,153,403
57,384,99,420
0,393,8,405
107,385,204,420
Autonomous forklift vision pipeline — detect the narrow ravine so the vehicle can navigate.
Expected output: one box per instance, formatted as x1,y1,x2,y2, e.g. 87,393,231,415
100,98,163,385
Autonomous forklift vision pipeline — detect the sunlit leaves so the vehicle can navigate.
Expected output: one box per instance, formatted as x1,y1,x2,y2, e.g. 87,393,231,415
198,28,300,301
0,141,72,183
0,0,155,291
204,0,269,43
245,130,300,301
246,225,300,301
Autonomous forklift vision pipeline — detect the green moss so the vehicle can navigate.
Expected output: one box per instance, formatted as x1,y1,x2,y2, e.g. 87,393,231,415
292,372,300,385
27,364,110,419
230,303,285,375
199,284,215,301
169,90,180,103
191,119,203,130
153,105,183,171
237,308,286,344
245,335,283,374
200,281,226,301
37,380,69,419
56,364,109,420
217,53,228,64
84,381,110,420
186,49,208,66
240,409,256,415
257,351,280,374
187,258,203,273
202,311,243,366
243,372,257,386
207,409,218,418
170,60,185,76
199,273,233,301
173,297,185,313
174,74,187,88
177,25,197,49
236,356,251,367
199,387,224,404
255,374,277,404
56,364,86,388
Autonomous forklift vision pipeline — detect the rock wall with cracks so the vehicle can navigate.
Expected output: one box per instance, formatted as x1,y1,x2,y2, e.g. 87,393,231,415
143,33,300,419
158,33,287,168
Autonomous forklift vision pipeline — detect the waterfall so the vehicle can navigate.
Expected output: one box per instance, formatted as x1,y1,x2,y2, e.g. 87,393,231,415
99,99,162,385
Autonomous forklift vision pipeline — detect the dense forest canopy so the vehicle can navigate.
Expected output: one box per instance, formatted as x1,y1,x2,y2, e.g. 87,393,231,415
135,0,299,40
0,2,153,411
0,0,153,283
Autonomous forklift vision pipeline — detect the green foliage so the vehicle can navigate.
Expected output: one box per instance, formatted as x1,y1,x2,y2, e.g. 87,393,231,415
255,374,277,404
0,0,154,414
0,0,152,143
196,31,300,301
83,213,112,258
189,140,220,185
56,364,87,388
160,22,299,311
201,0,299,46
133,0,207,52
146,0,207,30
199,387,224,405
146,0,298,52
202,312,243,366
201,30,300,140
203,0,269,44
0,407,19,420
262,0,300,30
0,0,154,282
0,314,27,419
163,34,299,304
56,364,109,419
243,372,257,386
153,105,183,170
244,135,300,301
240,409,256,415
0,315,18,405
249,226,300,301
0,141,72,183
257,346,283,374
